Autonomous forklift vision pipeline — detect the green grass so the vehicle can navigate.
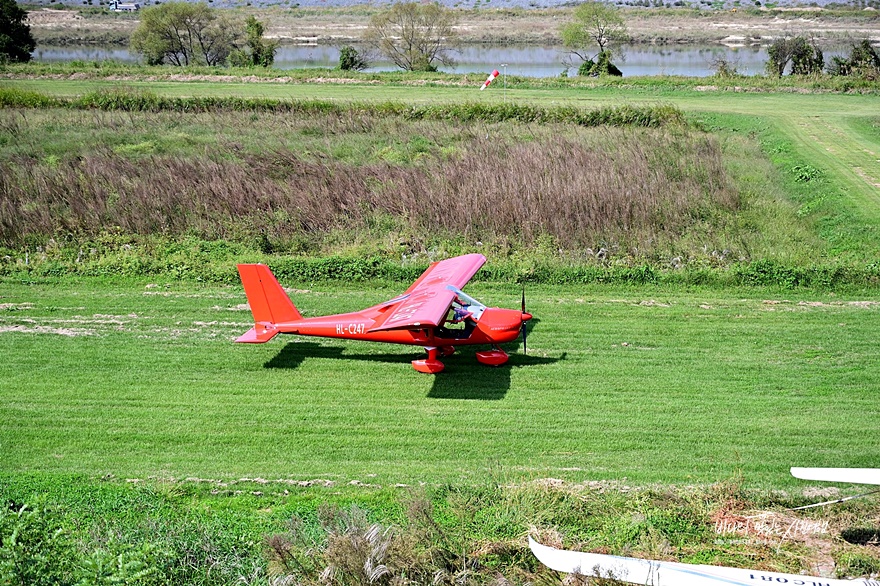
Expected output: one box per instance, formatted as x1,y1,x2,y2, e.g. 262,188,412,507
2,277,878,486
3,276,879,583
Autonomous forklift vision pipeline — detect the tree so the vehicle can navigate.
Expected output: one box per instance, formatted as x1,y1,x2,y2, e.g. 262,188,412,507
561,1,627,75
789,37,823,75
0,0,36,63
765,36,823,76
230,15,278,67
363,2,457,72
130,2,238,66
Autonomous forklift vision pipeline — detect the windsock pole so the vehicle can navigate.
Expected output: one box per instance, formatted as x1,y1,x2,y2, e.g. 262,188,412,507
480,69,500,90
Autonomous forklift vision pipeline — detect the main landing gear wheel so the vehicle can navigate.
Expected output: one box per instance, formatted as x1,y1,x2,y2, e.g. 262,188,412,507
476,347,509,366
412,347,445,373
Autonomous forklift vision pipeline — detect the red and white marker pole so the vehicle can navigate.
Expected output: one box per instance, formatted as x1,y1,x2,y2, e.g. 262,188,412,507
480,69,500,90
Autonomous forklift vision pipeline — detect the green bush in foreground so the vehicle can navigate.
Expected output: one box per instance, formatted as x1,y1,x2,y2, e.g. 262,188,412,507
0,502,75,586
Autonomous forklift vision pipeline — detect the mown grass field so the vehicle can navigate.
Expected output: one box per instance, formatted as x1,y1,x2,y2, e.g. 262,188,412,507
3,277,879,486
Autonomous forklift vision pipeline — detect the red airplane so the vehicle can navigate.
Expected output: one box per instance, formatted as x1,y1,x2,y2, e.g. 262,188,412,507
236,253,532,373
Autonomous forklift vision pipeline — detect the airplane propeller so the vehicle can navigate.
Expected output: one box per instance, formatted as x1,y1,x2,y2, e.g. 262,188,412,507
521,287,530,354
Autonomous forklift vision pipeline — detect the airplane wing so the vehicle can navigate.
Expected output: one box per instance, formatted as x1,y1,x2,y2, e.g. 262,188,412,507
529,537,875,586
369,254,486,332
791,467,880,485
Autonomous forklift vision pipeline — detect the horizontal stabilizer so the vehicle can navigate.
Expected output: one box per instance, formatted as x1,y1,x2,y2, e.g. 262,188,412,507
235,325,279,344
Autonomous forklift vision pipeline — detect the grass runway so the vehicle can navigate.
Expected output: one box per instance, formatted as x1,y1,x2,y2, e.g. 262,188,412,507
2,278,879,487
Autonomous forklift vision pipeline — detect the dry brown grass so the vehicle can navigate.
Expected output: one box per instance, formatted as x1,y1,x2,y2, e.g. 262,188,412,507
0,124,735,257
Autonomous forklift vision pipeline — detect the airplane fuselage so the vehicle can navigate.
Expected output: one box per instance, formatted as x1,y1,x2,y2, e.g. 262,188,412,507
263,306,526,347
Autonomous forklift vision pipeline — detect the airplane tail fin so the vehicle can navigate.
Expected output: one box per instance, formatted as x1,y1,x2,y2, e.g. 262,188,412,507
236,264,302,343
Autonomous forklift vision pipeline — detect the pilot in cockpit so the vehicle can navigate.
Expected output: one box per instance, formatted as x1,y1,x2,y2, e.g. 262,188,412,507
451,296,473,324
441,296,476,339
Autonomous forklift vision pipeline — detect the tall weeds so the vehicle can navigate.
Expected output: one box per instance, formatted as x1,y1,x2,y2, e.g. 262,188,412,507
0,123,733,260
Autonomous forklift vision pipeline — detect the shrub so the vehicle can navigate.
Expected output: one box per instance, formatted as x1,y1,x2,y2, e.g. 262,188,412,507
338,45,369,71
710,56,739,78
827,39,880,79
0,502,77,586
0,87,59,108
577,50,622,77
789,38,824,75
73,537,172,586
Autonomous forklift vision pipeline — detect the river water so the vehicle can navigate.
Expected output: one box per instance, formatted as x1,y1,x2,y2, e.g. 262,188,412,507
32,42,850,77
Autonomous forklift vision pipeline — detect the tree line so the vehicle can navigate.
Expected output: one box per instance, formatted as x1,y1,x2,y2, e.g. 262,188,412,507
764,35,880,78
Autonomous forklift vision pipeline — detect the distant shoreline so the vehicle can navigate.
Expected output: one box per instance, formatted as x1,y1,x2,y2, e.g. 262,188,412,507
25,4,880,48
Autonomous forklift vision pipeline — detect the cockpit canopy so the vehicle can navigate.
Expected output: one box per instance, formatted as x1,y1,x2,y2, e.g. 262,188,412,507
446,285,486,321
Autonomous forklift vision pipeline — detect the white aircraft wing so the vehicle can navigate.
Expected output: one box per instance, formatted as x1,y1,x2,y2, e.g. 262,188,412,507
529,536,879,586
791,468,880,486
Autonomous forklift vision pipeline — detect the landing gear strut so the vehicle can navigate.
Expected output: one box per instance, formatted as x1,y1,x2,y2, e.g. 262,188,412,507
412,347,445,373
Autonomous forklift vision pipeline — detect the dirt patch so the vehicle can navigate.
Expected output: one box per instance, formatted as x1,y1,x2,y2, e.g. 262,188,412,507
803,486,841,499
214,304,251,311
848,300,880,308
763,299,880,309
854,167,880,188
26,8,83,24
0,303,35,311
638,300,671,307
305,76,382,84
0,324,95,336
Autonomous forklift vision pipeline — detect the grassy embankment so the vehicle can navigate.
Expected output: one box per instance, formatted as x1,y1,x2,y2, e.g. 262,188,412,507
1,71,879,286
